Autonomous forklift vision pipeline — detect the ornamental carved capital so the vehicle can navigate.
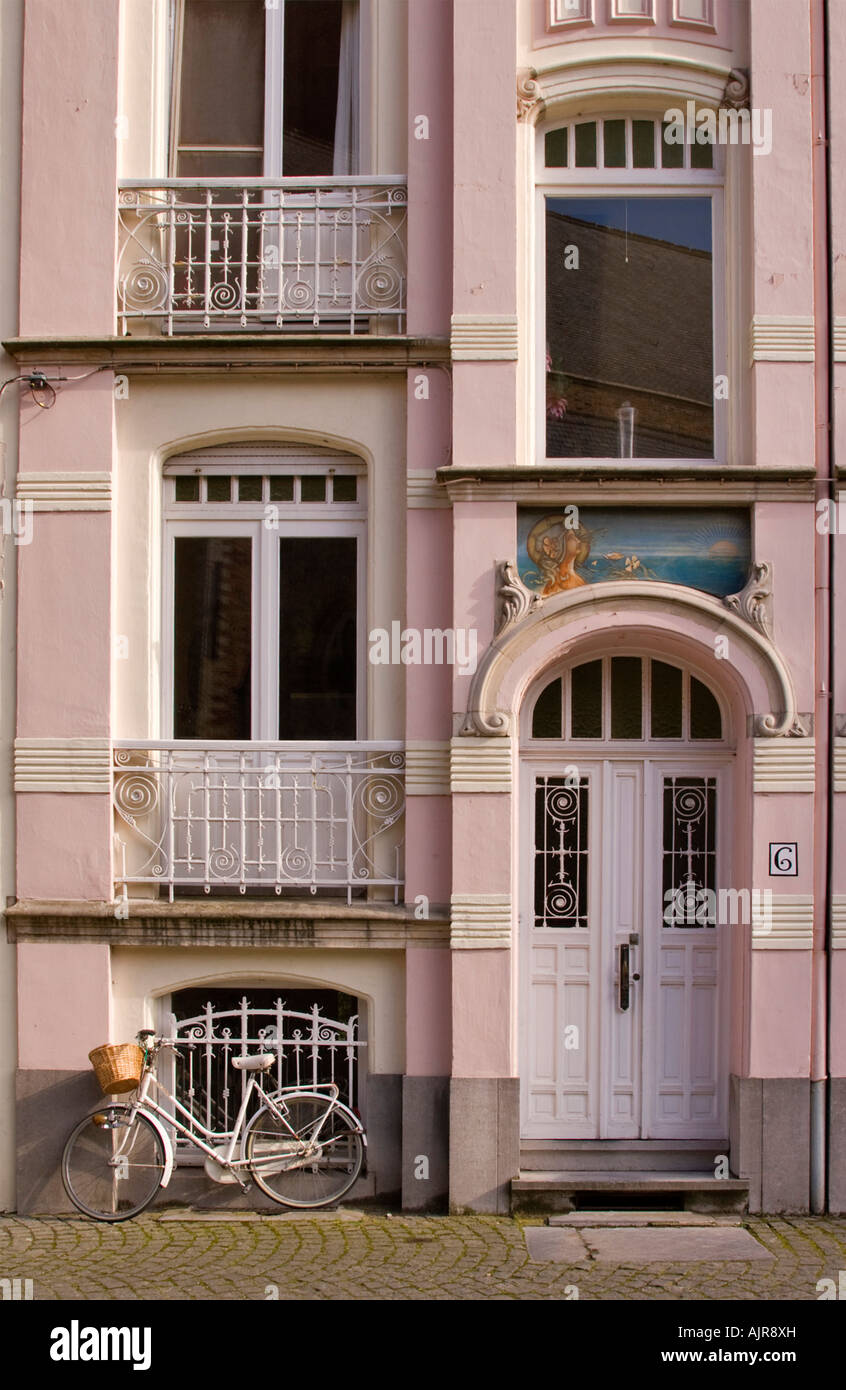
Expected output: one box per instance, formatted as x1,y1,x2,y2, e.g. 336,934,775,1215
517,69,544,121
722,68,750,111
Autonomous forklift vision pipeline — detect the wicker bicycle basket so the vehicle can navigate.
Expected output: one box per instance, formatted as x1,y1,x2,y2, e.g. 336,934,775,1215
88,1042,145,1095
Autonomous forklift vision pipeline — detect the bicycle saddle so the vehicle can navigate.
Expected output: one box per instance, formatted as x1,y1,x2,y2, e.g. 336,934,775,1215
231,1054,275,1072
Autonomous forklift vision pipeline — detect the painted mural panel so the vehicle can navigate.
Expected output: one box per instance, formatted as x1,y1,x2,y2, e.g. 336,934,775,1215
517,508,750,599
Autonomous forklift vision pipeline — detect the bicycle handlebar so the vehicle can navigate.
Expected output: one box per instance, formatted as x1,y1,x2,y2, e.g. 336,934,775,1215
136,1032,181,1058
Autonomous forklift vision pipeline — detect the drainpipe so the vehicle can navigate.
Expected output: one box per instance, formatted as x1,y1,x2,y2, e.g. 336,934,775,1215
810,0,833,1215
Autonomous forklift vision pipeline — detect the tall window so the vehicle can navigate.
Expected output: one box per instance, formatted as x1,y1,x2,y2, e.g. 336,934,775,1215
540,114,724,462
164,444,365,741
170,0,360,177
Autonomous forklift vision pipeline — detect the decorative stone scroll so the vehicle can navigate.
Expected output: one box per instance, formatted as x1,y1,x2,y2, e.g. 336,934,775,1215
495,560,543,637
724,561,772,640
722,68,750,111
517,69,544,122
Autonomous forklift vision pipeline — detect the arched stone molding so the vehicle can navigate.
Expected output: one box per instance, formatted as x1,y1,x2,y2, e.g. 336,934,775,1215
460,581,801,739
517,55,737,126
156,425,373,475
147,969,374,1000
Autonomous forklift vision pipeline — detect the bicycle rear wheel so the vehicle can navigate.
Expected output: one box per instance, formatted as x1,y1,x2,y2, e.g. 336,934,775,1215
62,1105,165,1222
245,1095,364,1208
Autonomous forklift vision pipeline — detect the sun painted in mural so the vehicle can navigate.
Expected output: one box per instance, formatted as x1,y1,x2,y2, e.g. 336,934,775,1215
517,509,751,600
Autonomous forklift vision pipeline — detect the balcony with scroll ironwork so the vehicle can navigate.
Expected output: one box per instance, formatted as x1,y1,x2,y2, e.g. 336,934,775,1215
112,741,405,904
116,179,408,335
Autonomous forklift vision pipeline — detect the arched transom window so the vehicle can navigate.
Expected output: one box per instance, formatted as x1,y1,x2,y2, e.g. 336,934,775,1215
529,656,724,743
543,115,716,174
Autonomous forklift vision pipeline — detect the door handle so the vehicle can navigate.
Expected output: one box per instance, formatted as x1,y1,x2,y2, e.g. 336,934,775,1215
618,943,641,1011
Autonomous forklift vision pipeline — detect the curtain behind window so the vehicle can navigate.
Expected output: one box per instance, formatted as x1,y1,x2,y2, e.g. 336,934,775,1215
333,0,360,175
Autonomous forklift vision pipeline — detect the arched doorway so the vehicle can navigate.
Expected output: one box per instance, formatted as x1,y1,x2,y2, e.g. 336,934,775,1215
520,652,733,1143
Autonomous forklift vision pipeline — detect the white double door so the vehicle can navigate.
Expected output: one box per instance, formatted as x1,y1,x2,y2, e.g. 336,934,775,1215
521,758,730,1141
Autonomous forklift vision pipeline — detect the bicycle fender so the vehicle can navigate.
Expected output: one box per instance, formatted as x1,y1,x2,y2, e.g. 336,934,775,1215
329,1098,368,1146
131,1107,176,1188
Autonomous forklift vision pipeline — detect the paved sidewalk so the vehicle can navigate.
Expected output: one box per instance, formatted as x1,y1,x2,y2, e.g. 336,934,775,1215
2,1211,845,1300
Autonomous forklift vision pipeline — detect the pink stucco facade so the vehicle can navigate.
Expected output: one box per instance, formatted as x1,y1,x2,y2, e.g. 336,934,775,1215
4,0,845,1217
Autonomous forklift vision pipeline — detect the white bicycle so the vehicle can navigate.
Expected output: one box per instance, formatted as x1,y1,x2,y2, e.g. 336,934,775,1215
61,1031,366,1221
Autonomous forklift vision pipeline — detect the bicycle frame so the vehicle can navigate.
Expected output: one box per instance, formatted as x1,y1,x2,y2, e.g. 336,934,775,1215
120,1048,348,1181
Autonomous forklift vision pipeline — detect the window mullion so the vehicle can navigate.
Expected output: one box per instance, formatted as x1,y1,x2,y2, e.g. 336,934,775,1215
258,520,278,742
264,0,285,178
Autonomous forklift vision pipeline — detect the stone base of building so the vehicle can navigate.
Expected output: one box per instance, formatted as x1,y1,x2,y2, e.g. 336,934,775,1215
730,1075,811,1213
448,1077,520,1214
15,1068,403,1215
16,1068,103,1215
827,1078,846,1214
401,1075,449,1211
16,1069,845,1216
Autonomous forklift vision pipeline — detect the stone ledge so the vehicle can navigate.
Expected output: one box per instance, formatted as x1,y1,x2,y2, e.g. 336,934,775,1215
437,463,817,505
5,898,451,949
1,335,451,370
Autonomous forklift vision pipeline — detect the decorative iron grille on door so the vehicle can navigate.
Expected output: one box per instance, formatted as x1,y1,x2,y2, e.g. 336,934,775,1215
534,775,589,929
661,776,717,927
163,991,364,1160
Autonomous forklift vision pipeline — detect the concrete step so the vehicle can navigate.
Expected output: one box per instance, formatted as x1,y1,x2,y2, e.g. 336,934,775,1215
519,1141,724,1173
547,1211,742,1227
511,1170,748,1216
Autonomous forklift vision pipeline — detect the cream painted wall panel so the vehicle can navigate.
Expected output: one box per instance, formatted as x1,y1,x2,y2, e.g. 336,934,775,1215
373,0,408,175
113,377,406,741
117,0,169,179
110,947,406,1074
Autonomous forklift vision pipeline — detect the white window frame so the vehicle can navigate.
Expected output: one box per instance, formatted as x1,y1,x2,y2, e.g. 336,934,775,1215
169,0,364,178
162,458,367,742
535,113,726,467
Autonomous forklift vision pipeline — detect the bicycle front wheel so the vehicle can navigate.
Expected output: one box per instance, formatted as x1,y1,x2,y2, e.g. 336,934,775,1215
245,1095,364,1208
62,1105,166,1222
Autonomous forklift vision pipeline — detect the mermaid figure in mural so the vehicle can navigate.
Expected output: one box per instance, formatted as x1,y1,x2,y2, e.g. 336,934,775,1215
526,514,592,595
526,512,660,593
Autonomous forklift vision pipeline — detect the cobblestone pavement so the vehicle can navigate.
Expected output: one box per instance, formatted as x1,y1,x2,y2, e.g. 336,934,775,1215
1,1211,845,1300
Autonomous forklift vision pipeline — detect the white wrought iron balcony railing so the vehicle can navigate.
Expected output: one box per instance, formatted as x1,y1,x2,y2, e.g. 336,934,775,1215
117,178,407,335
113,741,405,903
